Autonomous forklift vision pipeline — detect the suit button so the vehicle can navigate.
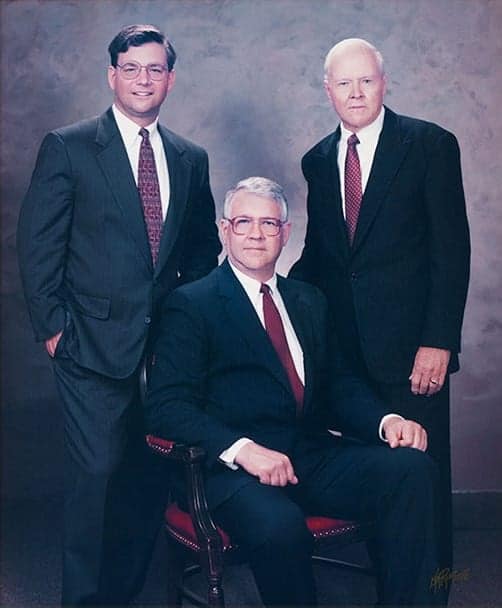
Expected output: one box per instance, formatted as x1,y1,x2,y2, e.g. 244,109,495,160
144,316,152,325
350,272,357,281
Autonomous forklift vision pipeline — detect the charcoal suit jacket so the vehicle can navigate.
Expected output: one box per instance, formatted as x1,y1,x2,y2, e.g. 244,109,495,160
146,259,389,509
17,107,221,378
290,107,471,383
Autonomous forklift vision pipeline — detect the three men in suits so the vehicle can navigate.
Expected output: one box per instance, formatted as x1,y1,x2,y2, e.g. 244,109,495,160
17,25,221,605
146,176,445,607
290,38,471,580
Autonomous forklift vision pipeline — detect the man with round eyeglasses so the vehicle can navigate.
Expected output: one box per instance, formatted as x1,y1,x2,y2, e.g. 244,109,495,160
17,23,221,606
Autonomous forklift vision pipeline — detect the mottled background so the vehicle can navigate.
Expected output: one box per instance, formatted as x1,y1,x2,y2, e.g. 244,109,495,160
1,0,501,501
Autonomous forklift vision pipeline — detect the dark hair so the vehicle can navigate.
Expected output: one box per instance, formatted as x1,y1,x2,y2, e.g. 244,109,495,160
108,24,176,71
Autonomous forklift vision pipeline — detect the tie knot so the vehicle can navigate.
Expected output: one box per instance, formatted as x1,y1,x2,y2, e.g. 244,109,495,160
139,127,150,141
348,133,359,147
260,283,271,295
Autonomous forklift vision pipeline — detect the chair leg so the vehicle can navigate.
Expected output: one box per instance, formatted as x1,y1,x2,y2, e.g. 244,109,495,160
200,546,225,607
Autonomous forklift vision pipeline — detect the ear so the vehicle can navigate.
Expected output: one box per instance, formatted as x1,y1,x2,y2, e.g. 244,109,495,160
324,77,334,105
166,69,176,93
107,66,117,92
281,222,292,248
219,219,229,247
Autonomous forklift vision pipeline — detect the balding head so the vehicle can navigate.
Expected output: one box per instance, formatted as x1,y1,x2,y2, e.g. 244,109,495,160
324,38,384,79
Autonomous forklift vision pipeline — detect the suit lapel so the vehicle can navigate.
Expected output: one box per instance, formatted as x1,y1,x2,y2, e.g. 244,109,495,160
217,262,294,398
315,130,351,262
351,108,411,252
155,126,192,276
95,108,152,270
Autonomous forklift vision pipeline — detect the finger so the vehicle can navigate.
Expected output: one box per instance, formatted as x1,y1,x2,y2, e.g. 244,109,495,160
417,372,431,395
409,371,421,395
385,427,401,449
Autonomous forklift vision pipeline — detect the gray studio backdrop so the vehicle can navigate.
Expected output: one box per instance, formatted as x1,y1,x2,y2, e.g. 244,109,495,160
1,0,501,498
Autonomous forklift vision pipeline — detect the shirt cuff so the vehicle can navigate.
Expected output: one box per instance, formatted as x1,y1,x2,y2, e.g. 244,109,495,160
219,437,253,470
379,414,404,442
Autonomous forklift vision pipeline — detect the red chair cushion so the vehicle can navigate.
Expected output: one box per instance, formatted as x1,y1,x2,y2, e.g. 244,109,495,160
165,503,360,553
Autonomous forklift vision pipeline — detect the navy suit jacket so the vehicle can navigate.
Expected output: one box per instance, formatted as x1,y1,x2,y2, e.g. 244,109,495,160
17,107,221,378
290,107,471,383
146,260,390,509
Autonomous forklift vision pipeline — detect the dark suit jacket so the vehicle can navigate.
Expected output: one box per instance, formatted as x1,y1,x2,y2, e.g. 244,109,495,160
290,107,471,383
17,107,221,378
146,259,389,509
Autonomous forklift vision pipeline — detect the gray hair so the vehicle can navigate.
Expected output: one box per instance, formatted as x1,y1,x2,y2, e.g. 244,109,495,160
223,177,288,222
324,38,385,78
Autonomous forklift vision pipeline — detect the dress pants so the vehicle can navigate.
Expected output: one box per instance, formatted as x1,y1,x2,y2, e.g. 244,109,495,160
213,440,444,607
53,353,169,606
376,380,452,576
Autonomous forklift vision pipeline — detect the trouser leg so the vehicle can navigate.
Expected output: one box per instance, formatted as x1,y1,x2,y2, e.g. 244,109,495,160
53,356,167,606
295,441,445,606
212,482,317,607
377,381,453,575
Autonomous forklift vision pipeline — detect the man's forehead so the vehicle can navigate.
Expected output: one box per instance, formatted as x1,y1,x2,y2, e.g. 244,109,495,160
328,47,379,74
232,195,280,216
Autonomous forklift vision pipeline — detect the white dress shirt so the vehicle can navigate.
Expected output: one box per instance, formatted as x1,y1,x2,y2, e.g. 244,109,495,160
219,261,399,466
112,105,170,220
219,262,305,467
337,106,385,218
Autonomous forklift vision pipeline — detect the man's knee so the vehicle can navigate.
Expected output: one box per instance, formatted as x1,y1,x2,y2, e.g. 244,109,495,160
253,501,313,554
384,447,440,503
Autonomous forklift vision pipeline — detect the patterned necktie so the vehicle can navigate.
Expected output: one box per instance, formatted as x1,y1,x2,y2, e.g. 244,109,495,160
344,133,362,245
138,128,163,265
260,283,304,415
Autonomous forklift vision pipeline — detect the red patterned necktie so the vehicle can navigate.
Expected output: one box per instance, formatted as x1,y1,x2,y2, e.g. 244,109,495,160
138,128,163,265
260,283,304,415
345,133,362,245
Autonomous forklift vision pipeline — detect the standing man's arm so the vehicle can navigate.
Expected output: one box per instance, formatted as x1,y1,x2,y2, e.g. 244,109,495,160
177,149,221,284
288,156,323,285
409,130,470,396
17,132,74,354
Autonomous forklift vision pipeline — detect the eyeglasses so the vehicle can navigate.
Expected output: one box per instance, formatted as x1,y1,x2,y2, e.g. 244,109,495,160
224,216,285,237
115,61,169,81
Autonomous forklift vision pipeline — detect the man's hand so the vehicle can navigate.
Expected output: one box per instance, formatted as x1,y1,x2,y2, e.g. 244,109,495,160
234,441,298,486
409,346,450,396
45,331,63,358
383,416,428,452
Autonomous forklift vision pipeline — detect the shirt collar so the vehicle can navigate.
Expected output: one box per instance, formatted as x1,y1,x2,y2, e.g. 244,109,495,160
112,104,159,148
228,259,278,300
340,106,385,145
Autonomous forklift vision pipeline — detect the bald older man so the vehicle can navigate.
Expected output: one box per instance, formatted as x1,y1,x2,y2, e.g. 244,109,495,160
290,38,470,587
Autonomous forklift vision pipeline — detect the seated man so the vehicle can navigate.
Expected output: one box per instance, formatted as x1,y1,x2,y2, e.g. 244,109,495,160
146,176,444,607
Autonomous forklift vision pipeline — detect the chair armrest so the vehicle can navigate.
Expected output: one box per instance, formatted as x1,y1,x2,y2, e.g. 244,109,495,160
146,434,225,564
146,434,206,463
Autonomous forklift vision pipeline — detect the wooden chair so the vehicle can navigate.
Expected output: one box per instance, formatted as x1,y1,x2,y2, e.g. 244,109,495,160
146,434,374,607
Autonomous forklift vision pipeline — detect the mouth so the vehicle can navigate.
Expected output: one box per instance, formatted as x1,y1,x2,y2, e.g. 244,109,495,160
133,91,153,97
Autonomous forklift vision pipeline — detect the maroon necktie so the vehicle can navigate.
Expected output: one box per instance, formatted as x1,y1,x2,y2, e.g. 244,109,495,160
344,133,362,245
138,128,163,265
260,283,304,415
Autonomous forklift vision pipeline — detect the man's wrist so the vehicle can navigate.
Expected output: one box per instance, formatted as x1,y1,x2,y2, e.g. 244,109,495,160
379,414,403,442
219,437,253,470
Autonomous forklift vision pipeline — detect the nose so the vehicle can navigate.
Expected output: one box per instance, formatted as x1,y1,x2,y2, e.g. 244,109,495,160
350,81,362,98
248,219,265,239
136,66,152,84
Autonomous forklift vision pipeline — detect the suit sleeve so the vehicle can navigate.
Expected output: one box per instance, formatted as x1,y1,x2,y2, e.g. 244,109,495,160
145,289,243,467
327,327,390,444
177,149,221,285
17,132,73,341
288,155,324,286
421,130,470,352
